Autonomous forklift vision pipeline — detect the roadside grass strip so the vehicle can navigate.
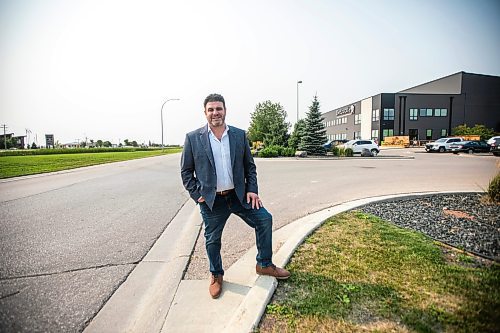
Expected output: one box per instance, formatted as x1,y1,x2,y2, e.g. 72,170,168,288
0,149,182,179
259,211,500,333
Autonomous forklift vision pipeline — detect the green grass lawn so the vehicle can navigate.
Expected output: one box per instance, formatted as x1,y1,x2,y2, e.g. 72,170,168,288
0,148,182,178
259,211,500,333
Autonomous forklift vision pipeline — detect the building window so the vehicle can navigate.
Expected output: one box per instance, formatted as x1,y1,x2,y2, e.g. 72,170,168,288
419,108,433,117
409,108,418,120
382,129,394,138
354,131,361,139
354,114,361,125
434,108,448,117
343,117,347,124
426,129,432,140
372,109,379,121
441,129,448,137
371,129,379,141
383,108,395,120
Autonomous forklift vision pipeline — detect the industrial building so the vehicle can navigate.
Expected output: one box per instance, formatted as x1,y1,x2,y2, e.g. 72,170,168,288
322,72,500,143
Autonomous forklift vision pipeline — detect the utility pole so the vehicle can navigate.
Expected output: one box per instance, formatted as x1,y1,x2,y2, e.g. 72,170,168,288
1,124,7,150
296,81,303,122
26,128,32,149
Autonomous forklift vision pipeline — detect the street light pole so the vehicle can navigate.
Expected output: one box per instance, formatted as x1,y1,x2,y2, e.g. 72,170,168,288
296,80,302,122
161,98,180,148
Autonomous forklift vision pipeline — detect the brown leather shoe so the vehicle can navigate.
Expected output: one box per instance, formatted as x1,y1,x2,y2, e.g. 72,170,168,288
256,264,290,280
209,274,223,299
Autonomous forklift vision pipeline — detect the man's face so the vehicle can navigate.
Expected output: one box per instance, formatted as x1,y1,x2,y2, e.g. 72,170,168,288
204,101,226,128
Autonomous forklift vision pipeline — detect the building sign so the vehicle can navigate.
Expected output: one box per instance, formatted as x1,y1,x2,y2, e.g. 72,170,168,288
45,134,54,148
336,104,355,116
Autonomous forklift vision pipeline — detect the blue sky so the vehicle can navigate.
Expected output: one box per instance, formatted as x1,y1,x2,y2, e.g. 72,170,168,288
1,0,499,146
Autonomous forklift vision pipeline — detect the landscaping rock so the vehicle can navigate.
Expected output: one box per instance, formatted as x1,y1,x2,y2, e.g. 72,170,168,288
295,151,307,158
361,148,373,157
357,193,500,260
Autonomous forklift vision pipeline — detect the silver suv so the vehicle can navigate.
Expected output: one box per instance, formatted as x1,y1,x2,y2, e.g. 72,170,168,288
425,137,464,153
343,139,380,156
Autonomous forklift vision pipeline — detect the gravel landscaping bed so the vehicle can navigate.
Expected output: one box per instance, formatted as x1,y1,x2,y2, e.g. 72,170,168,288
358,192,500,260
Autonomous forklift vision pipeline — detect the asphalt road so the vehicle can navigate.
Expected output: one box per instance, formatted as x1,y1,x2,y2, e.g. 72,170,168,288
0,155,188,332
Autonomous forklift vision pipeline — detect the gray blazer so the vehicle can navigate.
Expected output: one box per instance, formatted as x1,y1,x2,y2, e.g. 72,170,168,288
180,125,258,210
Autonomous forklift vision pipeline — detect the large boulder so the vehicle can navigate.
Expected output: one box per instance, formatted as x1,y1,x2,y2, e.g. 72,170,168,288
361,148,373,157
295,150,307,158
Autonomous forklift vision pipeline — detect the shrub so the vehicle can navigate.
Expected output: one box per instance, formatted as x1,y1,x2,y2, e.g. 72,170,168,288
258,146,279,158
257,145,296,157
487,172,500,203
331,146,339,156
268,145,285,156
0,147,179,157
345,148,354,157
282,147,296,157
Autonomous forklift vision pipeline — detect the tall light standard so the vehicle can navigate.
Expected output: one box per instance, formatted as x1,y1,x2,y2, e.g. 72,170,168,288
161,98,180,148
296,80,302,122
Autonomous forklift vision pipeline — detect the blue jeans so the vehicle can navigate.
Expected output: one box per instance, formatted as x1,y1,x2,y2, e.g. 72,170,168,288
199,191,273,276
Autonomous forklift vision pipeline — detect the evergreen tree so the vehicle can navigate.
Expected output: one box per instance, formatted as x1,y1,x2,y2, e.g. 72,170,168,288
299,95,327,155
288,119,306,149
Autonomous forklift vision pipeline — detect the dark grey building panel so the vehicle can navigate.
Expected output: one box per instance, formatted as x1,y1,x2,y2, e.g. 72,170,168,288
399,72,462,94
461,73,500,131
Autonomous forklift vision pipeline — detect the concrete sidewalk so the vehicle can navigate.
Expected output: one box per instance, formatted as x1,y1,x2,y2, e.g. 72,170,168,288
86,191,474,333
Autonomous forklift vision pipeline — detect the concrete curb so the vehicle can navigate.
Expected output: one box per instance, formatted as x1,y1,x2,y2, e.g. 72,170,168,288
222,190,479,332
84,198,202,333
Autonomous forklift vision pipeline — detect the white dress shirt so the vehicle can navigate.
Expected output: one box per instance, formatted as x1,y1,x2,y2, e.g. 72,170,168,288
208,126,234,192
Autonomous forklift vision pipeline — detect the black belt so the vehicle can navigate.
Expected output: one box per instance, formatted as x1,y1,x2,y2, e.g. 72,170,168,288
216,189,235,196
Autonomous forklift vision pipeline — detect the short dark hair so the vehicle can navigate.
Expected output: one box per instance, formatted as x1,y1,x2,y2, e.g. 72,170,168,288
204,93,226,109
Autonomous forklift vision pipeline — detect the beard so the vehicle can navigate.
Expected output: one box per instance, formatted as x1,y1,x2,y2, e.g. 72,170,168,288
210,116,225,127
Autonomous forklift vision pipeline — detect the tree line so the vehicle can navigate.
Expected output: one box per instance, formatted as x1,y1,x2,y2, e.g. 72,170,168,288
247,95,328,156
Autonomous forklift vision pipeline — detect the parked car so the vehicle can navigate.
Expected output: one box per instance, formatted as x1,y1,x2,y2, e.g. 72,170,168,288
486,136,500,145
491,138,500,156
322,140,334,150
425,137,463,153
323,139,349,150
450,140,491,154
341,139,380,156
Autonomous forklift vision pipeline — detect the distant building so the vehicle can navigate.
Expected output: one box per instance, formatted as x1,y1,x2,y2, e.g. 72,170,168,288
1,133,26,149
322,72,500,142
61,142,81,148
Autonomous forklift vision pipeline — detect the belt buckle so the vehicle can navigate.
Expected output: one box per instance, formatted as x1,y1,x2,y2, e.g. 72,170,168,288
218,189,231,196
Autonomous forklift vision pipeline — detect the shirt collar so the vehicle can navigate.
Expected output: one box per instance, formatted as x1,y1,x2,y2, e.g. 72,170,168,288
208,125,229,138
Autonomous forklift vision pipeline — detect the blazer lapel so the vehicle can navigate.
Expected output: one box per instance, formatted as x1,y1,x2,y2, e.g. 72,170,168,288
199,125,215,169
228,126,236,169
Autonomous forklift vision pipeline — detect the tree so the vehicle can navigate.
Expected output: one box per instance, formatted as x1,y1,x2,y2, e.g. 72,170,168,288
103,141,112,147
124,139,130,146
96,140,103,147
248,101,290,147
288,119,306,149
452,124,496,141
299,95,327,155
0,137,14,149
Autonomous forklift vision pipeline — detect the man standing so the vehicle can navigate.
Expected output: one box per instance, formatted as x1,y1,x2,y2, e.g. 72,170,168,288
181,93,290,299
